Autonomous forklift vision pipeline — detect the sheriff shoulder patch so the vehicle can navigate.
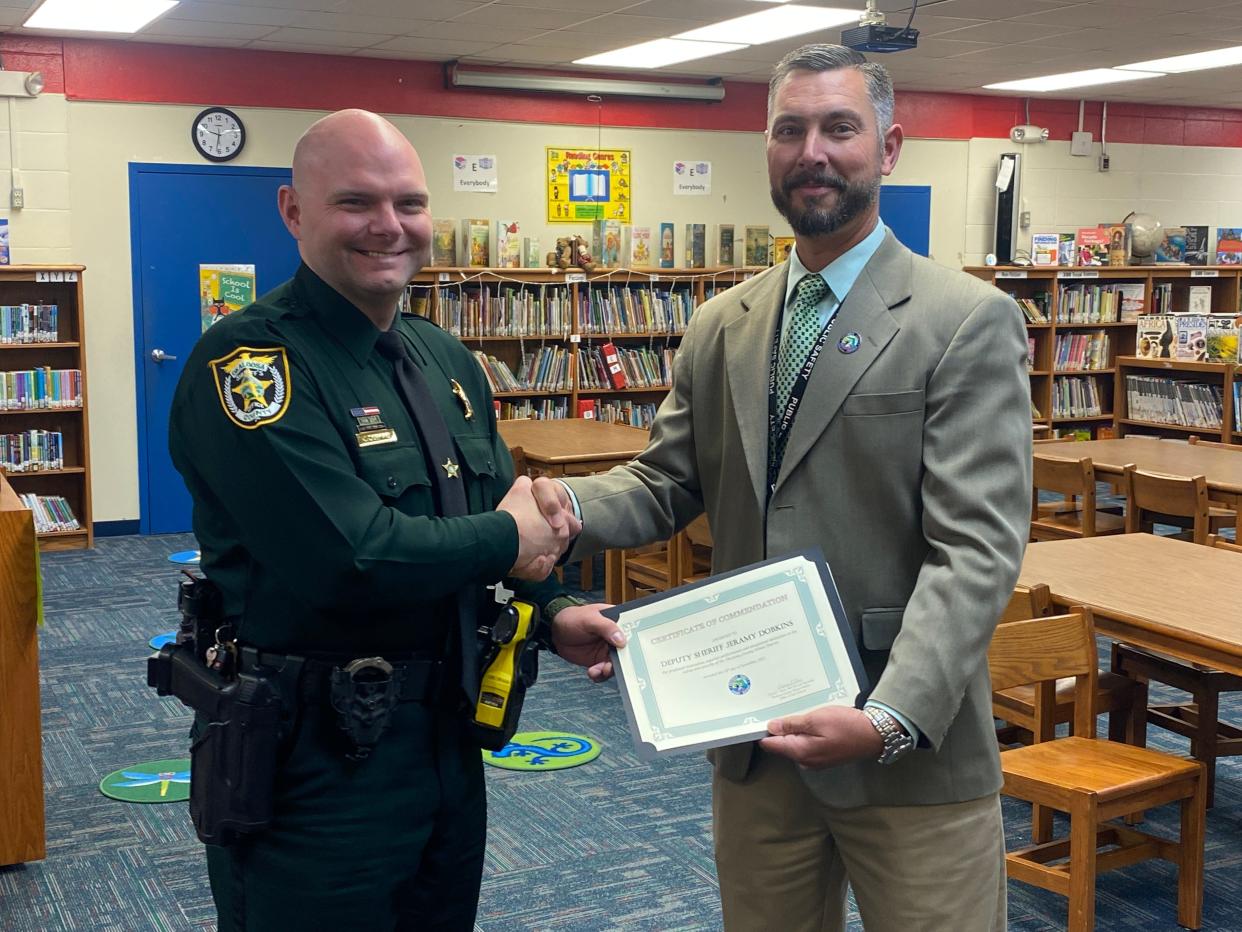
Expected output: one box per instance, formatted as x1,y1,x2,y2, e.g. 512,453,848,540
210,346,291,429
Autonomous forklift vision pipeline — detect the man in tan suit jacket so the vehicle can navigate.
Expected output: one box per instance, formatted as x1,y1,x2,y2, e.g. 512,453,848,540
538,45,1031,931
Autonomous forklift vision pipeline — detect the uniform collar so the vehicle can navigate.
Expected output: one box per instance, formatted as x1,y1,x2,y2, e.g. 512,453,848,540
291,262,385,368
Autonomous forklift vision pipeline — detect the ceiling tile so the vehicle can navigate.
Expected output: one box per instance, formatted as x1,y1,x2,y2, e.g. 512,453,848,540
163,2,298,27
141,19,276,40
551,12,720,37
933,19,1077,43
923,0,1071,18
257,26,393,47
331,0,495,14
452,5,604,30
363,36,502,56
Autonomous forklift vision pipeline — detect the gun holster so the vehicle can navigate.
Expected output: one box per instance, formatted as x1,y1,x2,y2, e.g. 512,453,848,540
470,599,542,751
147,576,285,847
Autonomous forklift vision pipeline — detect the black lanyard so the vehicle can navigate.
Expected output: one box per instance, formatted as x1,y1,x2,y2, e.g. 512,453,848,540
766,311,837,498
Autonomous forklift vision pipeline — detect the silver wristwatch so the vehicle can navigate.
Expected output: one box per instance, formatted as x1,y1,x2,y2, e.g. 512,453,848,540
863,705,915,765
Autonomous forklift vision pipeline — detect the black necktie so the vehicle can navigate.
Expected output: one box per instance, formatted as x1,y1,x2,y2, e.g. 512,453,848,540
374,329,476,700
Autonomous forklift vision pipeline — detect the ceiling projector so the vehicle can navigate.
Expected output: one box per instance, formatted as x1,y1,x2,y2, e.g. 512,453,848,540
842,1,919,53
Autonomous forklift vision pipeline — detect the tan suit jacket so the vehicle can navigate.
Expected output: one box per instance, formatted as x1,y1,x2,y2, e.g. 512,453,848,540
566,231,1032,807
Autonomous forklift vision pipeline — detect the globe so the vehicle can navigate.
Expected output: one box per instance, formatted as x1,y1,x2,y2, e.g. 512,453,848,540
1127,212,1163,263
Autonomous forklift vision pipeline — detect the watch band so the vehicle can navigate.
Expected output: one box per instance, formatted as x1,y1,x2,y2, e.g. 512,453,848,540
863,705,915,765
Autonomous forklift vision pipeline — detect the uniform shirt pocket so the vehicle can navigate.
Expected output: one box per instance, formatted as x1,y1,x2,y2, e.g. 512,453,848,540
357,443,432,500
841,389,925,417
455,435,499,480
861,607,905,650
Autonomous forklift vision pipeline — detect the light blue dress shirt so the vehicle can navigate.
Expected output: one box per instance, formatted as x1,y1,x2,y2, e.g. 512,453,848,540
560,219,920,748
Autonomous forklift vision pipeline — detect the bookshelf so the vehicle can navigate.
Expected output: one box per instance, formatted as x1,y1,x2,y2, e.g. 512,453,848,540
1115,356,1237,443
0,265,92,551
0,471,46,865
965,265,1242,439
407,266,759,425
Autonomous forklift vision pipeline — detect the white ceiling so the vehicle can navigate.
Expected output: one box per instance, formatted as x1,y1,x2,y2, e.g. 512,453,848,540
4,0,1242,108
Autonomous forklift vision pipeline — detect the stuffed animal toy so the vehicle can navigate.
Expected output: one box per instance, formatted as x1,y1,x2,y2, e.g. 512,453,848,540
546,236,597,272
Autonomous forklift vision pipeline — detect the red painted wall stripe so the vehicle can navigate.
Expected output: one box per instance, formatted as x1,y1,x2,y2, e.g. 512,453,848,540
2,36,1240,146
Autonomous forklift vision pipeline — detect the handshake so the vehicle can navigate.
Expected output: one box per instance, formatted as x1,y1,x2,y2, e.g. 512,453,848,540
497,476,580,580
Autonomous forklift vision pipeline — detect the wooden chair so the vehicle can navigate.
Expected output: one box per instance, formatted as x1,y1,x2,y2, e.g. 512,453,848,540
1030,454,1126,540
619,535,685,601
1122,465,1222,546
1109,532,1242,811
990,609,1206,932
1207,533,1242,553
992,584,1149,841
676,514,713,585
1188,435,1242,513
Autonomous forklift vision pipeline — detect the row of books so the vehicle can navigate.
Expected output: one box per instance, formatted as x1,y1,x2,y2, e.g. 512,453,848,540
578,345,673,391
473,348,572,393
1054,332,1110,371
494,398,569,420
0,368,84,410
1135,314,1241,363
583,399,660,428
1124,376,1224,429
579,287,692,335
1055,283,1144,323
1013,294,1050,324
0,304,60,343
18,492,79,533
435,287,574,338
432,218,782,270
1052,376,1105,419
0,429,65,472
1031,226,1242,266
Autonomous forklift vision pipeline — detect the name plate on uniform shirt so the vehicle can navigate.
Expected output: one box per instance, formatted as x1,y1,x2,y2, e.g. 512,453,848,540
356,428,397,447
605,549,867,761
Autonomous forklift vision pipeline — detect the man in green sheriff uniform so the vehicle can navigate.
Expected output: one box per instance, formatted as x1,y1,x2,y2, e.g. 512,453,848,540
168,109,624,931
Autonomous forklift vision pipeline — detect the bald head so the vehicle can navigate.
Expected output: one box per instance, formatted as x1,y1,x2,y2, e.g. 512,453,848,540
291,109,418,189
279,108,433,328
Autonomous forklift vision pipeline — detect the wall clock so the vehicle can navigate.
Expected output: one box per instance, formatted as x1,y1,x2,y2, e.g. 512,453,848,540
191,106,245,162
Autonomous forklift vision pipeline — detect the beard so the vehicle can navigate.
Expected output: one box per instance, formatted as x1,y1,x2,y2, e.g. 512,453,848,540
770,169,880,237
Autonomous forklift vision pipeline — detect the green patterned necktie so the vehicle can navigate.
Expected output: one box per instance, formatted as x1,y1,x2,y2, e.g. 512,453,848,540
769,273,831,473
776,273,831,410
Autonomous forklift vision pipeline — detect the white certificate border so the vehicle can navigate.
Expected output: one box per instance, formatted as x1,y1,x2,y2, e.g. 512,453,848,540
605,548,868,761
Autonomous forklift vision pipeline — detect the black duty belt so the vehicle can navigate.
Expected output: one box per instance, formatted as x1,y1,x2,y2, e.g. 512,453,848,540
238,646,447,705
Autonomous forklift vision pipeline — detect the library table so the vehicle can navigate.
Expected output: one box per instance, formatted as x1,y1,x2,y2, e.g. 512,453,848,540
1018,534,1242,678
1047,437,1242,535
497,419,649,599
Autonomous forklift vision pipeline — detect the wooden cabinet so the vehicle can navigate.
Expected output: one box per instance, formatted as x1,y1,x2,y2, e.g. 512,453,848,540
407,266,757,425
0,265,92,551
0,471,46,866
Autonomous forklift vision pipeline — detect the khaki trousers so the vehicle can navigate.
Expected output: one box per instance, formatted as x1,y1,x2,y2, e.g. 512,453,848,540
713,750,1006,932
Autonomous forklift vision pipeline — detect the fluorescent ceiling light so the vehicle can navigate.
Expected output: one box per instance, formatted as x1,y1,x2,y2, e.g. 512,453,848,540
984,68,1164,93
677,6,859,45
575,38,747,69
25,0,178,33
449,65,726,101
1118,45,1242,74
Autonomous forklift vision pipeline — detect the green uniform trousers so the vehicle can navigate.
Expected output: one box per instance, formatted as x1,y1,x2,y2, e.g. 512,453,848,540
206,698,486,931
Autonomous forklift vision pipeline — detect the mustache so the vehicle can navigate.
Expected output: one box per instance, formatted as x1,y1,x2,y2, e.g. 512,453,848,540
782,171,847,195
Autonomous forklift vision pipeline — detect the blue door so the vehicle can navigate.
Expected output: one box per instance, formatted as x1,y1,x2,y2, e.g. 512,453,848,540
130,164,299,534
879,184,931,257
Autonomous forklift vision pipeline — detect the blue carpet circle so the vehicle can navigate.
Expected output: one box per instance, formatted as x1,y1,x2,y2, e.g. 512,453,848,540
148,631,176,650
168,550,200,565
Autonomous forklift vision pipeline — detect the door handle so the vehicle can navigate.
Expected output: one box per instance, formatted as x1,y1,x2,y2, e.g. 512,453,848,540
151,348,178,363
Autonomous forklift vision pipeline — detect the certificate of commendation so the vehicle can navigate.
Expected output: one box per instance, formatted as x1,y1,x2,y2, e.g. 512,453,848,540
605,549,867,760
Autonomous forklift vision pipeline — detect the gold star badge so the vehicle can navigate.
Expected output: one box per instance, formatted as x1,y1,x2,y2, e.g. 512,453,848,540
442,459,460,479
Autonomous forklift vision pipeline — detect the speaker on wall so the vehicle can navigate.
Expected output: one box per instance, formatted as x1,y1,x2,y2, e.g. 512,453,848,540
994,152,1021,264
